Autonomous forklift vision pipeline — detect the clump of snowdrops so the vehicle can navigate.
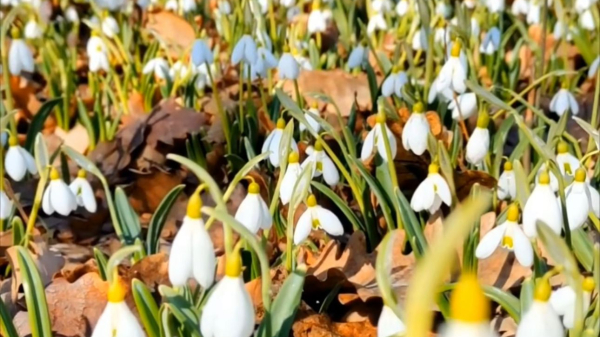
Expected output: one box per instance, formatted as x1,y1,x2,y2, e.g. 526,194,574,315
1,0,600,337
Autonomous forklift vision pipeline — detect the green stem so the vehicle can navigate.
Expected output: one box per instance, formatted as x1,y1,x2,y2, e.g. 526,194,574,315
23,167,49,246
293,79,304,110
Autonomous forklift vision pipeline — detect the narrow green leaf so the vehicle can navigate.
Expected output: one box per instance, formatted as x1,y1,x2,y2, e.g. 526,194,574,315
0,110,17,131
160,286,201,337
146,185,185,255
115,187,142,245
25,97,62,152
93,247,109,281
572,228,593,272
520,277,534,318
512,160,530,206
311,181,363,232
0,297,19,337
11,217,24,246
61,145,103,177
132,279,161,337
350,157,394,231
34,133,49,179
394,188,427,257
466,80,512,111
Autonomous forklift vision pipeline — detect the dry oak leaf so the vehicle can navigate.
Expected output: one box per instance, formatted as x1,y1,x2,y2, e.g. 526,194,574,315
145,10,195,58
292,311,377,337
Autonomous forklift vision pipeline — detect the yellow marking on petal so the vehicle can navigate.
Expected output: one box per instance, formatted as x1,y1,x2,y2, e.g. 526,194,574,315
502,236,514,249
557,141,568,154
538,171,550,185
583,277,595,292
507,204,520,222
316,161,323,171
574,168,586,182
307,194,317,207
288,152,299,164
8,136,18,147
186,191,202,219
433,184,438,193
312,219,320,229
50,167,60,181
225,250,242,277
563,163,572,175
503,161,513,171
534,279,552,302
107,273,127,303
248,182,260,194
450,273,490,323
276,118,285,129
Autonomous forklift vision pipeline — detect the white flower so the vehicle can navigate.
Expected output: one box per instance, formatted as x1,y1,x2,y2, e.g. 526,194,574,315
516,281,563,337
575,0,597,13
165,0,178,11
308,7,331,34
511,0,529,15
286,6,302,22
465,114,490,165
294,194,343,244
377,304,405,337
169,60,193,80
556,142,581,177
301,143,339,187
232,35,258,65
348,45,367,69
252,46,278,79
412,28,428,51
448,92,477,120
497,162,517,200
42,168,77,216
434,27,450,46
299,105,321,133
588,56,600,78
142,57,170,80
382,68,408,98
550,277,595,329
217,0,231,14
200,253,254,337
428,77,454,103
92,277,144,337
279,152,310,205
580,9,596,31
180,0,197,13
480,27,501,55
535,163,559,192
476,204,533,267
168,194,216,288
367,13,387,36
435,42,467,94
65,6,79,23
261,119,299,167
5,136,37,181
24,19,43,39
87,35,110,73
281,0,296,7
485,0,505,13
101,16,119,38
402,102,430,156
523,171,563,238
470,18,480,37
249,0,268,14
8,38,34,75
396,0,409,16
69,170,97,213
410,164,452,213
550,88,579,116
191,39,213,66
527,3,541,25
435,1,452,18
553,21,573,41
372,0,393,12
361,113,397,162
278,52,300,80
295,54,313,71
234,182,272,233
194,63,216,90
560,169,591,231
0,190,13,220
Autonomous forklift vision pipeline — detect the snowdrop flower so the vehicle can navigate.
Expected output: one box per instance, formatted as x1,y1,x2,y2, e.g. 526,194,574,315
295,54,314,71
412,28,428,51
516,279,563,337
300,103,321,133
234,181,272,233
402,102,430,156
476,204,533,267
262,119,299,167
0,188,13,220
348,44,367,70
550,86,579,117
301,142,339,187
580,10,596,31
434,26,451,46
87,35,110,73
24,19,43,39
511,0,529,15
191,39,213,66
588,56,600,78
5,136,37,182
377,304,405,337
575,0,597,13
436,1,452,18
231,35,258,65
550,276,595,329
65,6,79,23
466,113,490,165
168,192,216,288
396,0,409,16
200,251,254,337
440,273,498,337
169,60,193,80
485,0,505,13
217,0,232,14
42,168,77,216
367,13,387,36
382,66,408,98
372,0,393,11
428,77,454,103
448,92,477,121
470,18,481,37
101,15,119,38
195,63,215,90
556,142,581,178
535,163,559,192
553,21,573,41
435,41,467,94
281,0,296,7
308,1,331,34
480,27,501,55
527,3,541,25
8,29,34,76
410,164,452,214
165,0,178,11
560,168,591,231
142,57,170,80
523,171,563,238
253,46,278,79
294,194,344,244
91,274,144,337
280,152,309,205
497,162,517,200
249,0,268,14
360,111,397,162
69,170,97,213
278,50,300,80
180,0,197,13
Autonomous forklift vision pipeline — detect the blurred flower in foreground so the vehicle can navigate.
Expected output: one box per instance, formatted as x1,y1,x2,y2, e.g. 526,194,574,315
168,192,216,288
261,119,299,167
235,180,272,234
476,204,533,267
511,0,529,15
360,111,397,162
302,142,339,187
466,112,490,165
92,273,144,337
396,0,409,16
550,85,579,116
101,14,119,38
485,0,505,13
348,44,367,70
191,39,214,66
402,102,430,156
0,187,13,220
8,28,35,75
87,34,110,73
377,304,405,337
278,49,300,80
410,163,452,214
382,65,408,99
440,273,498,337
560,168,591,231
516,278,563,337
497,161,516,201
5,136,37,181
480,27,501,55
142,57,170,81
550,276,595,329
588,56,600,78
69,170,97,213
42,168,77,216
24,18,43,39
527,2,541,25
523,171,563,238
200,251,255,337
294,194,344,244
307,1,331,35
231,35,258,65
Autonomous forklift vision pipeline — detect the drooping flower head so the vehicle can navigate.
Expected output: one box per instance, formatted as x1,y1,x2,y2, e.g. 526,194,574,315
517,277,563,337
402,101,430,156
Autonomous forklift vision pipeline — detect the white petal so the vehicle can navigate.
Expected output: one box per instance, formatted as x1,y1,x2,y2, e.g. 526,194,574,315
451,93,477,120
549,286,574,316
475,223,507,259
5,147,27,181
266,130,283,167
588,184,599,217
430,174,452,206
294,210,313,244
523,184,563,238
377,305,406,337
410,179,434,212
361,128,377,161
191,219,216,289
42,185,54,215
91,303,116,337
466,128,489,165
375,124,397,162
235,194,262,234
0,191,14,220
113,302,145,337
516,301,563,337
51,180,76,216
321,155,340,186
207,276,255,337
18,147,37,175
382,76,395,97
168,219,194,287
316,206,344,236
259,197,272,229
564,183,590,230
280,164,299,205
512,225,534,267
567,92,579,115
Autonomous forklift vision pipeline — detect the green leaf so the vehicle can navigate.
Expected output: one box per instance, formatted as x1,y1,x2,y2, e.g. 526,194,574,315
93,247,109,281
61,145,104,177
520,277,534,318
364,62,379,108
132,279,161,337
256,266,306,337
394,188,427,257
0,110,16,130
0,297,19,337
311,181,363,232
25,97,62,152
465,80,512,111
11,217,24,246
512,160,530,207
571,228,593,272
115,187,142,245
146,185,185,255
350,157,394,231
438,140,456,197
34,133,49,179
159,286,201,337
14,246,53,337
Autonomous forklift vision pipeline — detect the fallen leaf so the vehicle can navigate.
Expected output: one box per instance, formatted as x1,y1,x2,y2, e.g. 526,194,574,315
292,310,377,337
145,10,195,58
54,124,90,155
